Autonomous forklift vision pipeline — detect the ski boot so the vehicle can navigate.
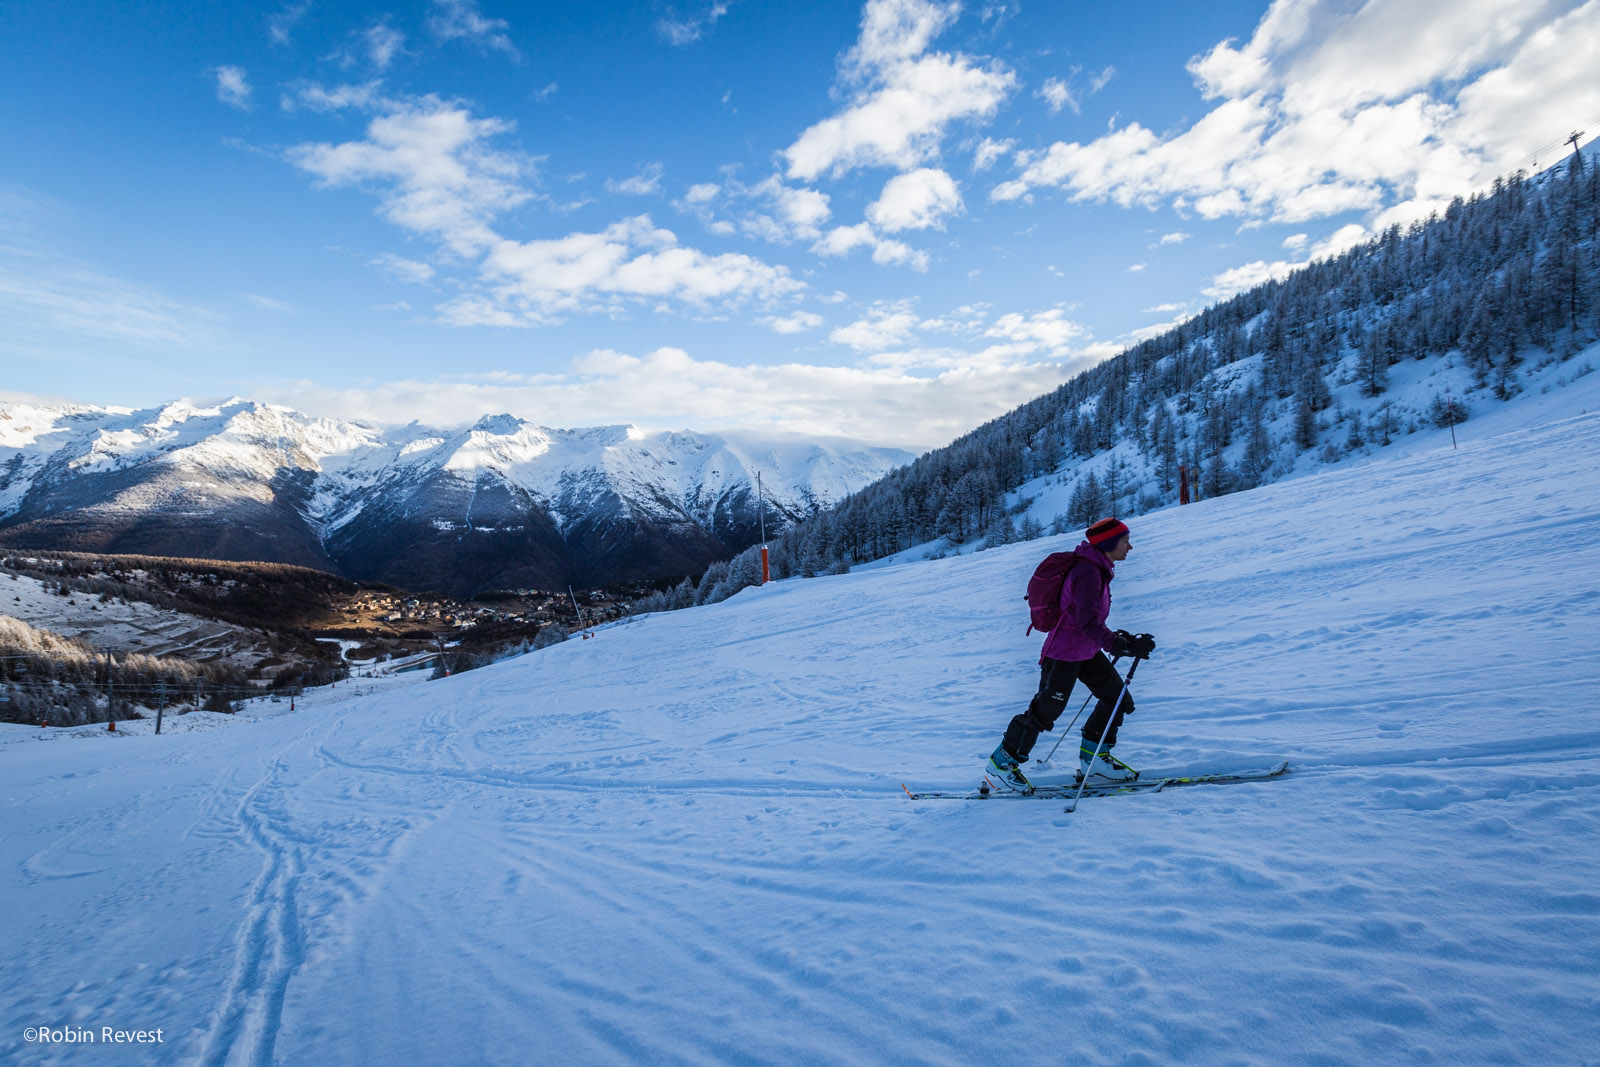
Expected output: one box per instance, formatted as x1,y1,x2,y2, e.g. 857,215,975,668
988,743,1035,794
1077,741,1138,783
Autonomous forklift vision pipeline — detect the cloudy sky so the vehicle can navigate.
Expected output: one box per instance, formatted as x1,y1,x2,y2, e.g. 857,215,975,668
3,0,1596,448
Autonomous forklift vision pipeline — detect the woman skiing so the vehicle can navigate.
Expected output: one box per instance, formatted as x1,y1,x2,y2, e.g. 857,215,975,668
989,517,1155,792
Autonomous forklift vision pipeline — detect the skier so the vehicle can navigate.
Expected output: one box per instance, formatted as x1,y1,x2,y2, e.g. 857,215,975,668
989,517,1155,792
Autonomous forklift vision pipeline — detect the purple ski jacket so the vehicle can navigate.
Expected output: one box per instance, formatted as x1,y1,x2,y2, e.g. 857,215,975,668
1039,540,1117,664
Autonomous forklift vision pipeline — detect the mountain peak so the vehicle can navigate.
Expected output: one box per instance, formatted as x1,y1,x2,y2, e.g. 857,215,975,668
471,413,527,436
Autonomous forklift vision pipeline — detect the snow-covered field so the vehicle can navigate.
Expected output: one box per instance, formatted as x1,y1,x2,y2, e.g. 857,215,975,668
3,378,1599,1065
0,570,266,666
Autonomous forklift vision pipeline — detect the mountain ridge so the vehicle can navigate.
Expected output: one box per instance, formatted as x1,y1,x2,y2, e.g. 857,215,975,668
0,399,914,594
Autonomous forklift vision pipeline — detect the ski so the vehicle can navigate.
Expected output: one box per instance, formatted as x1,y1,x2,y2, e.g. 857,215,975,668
901,761,1289,801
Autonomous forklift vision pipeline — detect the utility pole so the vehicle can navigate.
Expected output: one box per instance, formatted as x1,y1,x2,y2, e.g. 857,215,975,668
102,647,114,721
568,586,588,637
756,471,769,585
1568,130,1586,158
156,682,166,735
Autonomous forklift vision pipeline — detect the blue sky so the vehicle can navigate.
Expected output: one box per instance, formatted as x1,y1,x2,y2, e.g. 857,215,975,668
3,0,1597,448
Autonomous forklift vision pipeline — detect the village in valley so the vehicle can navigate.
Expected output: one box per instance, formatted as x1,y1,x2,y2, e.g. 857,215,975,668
0,551,660,726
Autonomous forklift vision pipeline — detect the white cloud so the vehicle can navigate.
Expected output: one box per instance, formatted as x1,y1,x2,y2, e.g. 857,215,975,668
371,253,436,285
866,167,963,231
830,304,922,351
259,345,1085,450
0,242,219,353
1202,260,1284,300
869,237,929,271
763,310,824,334
1156,231,1191,245
286,96,795,324
268,2,310,46
1143,302,1187,314
284,80,386,113
214,66,252,110
991,0,1600,229
1037,66,1115,116
742,177,833,241
813,223,877,257
1126,262,1146,273
657,1,734,45
983,308,1087,352
830,301,1091,367
783,0,1016,180
429,0,519,59
365,22,406,69
243,293,297,314
253,300,1121,448
608,163,665,196
466,215,802,323
1310,223,1370,259
1039,77,1075,115
287,96,533,258
973,136,1013,171
811,221,928,270
1201,222,1368,299
847,0,960,72
677,176,832,243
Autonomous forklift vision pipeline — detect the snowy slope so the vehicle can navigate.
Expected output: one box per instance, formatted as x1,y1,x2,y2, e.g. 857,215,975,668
3,376,1599,1065
0,571,267,666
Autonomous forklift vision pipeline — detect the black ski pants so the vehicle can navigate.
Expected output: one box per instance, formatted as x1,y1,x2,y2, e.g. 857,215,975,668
1001,652,1134,762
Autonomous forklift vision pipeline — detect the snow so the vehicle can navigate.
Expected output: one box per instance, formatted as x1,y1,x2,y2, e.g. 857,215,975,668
0,572,266,667
0,398,913,535
3,386,1600,1064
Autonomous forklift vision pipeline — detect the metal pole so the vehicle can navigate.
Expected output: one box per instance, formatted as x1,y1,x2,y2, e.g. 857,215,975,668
757,471,765,542
1064,657,1140,813
156,683,166,735
103,647,114,719
757,471,769,585
568,586,587,635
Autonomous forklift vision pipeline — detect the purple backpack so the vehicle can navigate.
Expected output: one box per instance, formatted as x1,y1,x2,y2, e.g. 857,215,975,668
1024,552,1080,634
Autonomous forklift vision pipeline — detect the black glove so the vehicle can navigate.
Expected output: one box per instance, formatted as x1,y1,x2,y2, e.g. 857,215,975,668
1113,630,1156,658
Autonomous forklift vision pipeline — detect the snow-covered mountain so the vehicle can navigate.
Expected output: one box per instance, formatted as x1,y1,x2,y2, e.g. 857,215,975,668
0,399,913,594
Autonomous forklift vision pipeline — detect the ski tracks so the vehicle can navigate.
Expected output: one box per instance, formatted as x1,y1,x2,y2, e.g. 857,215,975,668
191,714,435,1067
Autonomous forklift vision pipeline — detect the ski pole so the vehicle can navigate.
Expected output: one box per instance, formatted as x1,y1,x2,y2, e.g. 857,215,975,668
1064,656,1141,814
1037,655,1120,765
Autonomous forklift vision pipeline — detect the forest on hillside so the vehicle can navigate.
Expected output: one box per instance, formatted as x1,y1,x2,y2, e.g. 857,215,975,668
654,151,1600,611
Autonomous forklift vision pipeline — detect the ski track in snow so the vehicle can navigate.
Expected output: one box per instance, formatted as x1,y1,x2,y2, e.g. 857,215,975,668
4,384,1600,1064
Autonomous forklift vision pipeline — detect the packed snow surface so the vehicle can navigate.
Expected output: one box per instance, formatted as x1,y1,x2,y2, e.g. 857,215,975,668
3,383,1599,1065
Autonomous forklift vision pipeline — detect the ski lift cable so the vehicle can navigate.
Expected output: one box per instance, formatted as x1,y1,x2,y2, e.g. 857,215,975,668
1505,124,1598,175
